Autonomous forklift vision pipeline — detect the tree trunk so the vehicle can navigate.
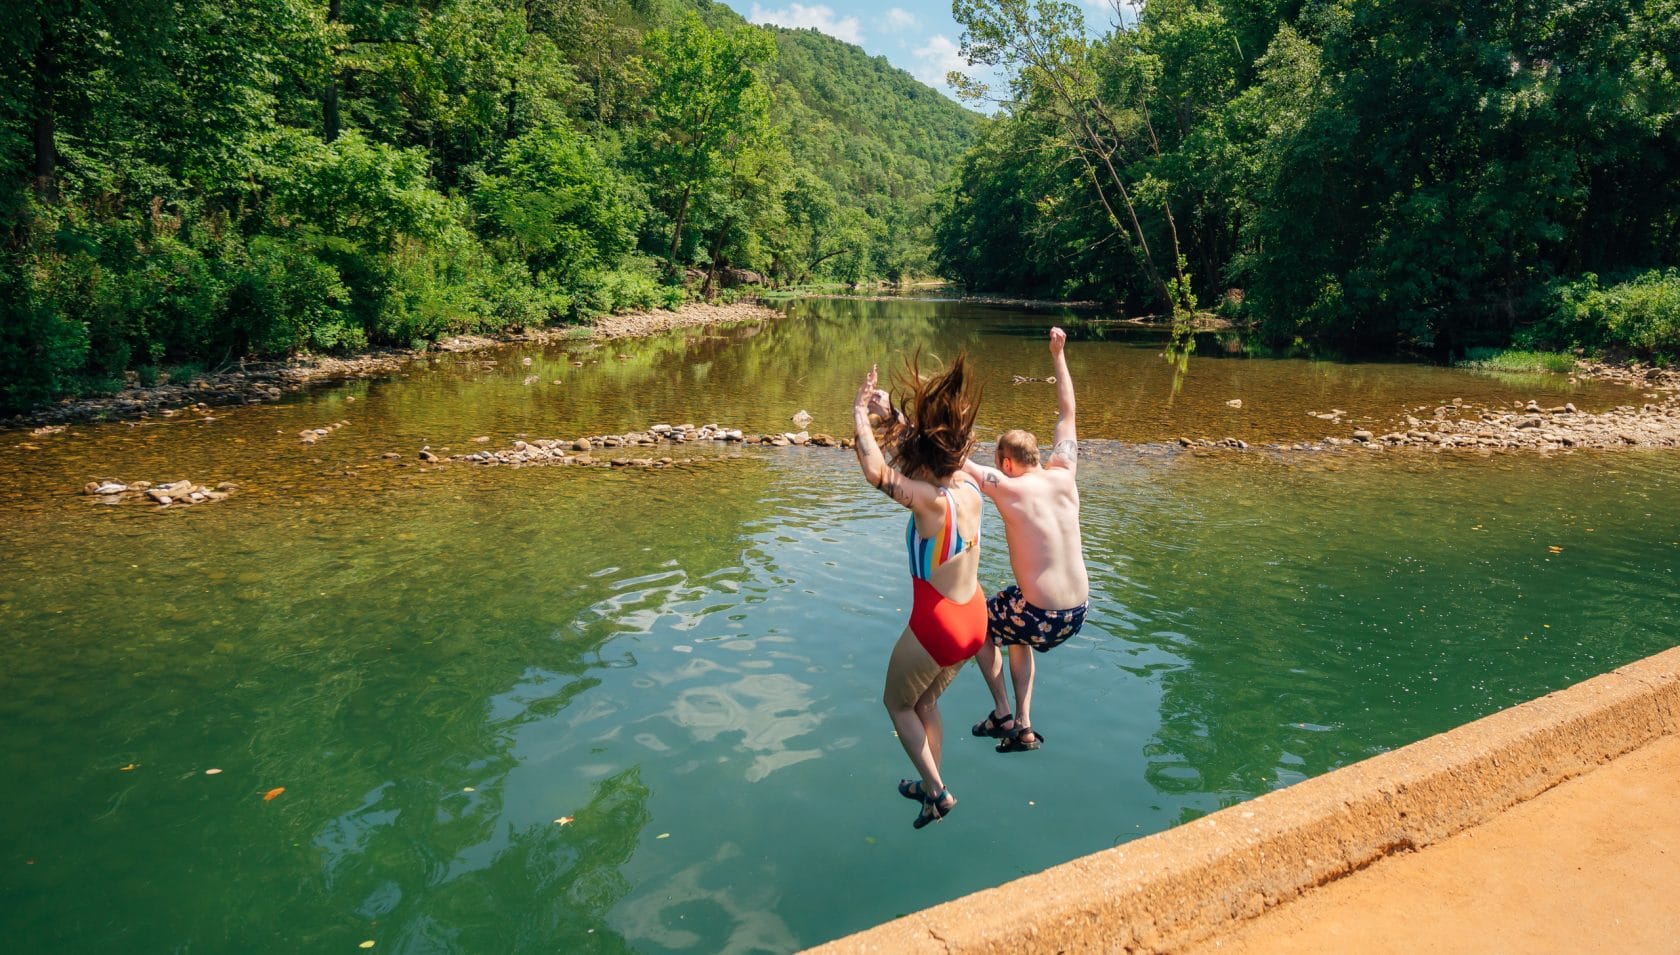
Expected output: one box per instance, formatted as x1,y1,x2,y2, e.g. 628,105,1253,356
323,0,341,142
701,218,734,300
32,18,59,203
667,185,693,274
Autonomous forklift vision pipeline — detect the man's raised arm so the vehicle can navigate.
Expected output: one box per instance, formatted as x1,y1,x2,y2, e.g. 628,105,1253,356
1048,327,1077,471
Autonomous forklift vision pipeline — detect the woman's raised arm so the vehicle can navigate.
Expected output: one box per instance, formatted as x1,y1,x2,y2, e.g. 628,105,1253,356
852,365,940,512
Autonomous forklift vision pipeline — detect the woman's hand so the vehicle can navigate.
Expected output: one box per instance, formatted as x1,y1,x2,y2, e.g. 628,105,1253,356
853,364,879,412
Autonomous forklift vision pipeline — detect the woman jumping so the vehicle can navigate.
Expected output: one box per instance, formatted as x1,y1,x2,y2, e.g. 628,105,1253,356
850,355,986,829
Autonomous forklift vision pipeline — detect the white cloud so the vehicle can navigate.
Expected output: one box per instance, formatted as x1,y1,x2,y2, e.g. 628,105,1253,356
885,7,918,29
749,4,864,45
911,34,969,90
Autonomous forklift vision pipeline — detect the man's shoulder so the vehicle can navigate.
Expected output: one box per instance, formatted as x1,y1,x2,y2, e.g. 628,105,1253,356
1010,467,1073,496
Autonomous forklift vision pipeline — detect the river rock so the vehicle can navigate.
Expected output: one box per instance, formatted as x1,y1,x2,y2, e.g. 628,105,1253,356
1226,399,1243,409
810,433,838,447
791,410,813,428
573,438,591,452
1352,430,1374,442
419,449,439,462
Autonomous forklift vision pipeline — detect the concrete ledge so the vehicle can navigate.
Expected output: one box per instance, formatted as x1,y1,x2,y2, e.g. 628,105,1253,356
809,645,1680,954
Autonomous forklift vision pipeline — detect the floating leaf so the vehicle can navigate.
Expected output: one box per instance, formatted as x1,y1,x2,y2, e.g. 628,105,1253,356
120,763,138,772
263,787,285,801
656,832,670,839
359,942,376,950
205,768,223,775
462,787,474,793
554,816,574,826
1548,545,1563,554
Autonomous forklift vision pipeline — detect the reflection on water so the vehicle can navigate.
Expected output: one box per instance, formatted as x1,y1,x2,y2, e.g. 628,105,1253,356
1,300,1678,952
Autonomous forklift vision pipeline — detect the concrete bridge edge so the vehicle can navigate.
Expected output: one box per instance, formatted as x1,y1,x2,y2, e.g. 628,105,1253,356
807,645,1680,954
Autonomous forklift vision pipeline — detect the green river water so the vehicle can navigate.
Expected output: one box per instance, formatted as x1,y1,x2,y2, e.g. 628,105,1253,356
2,297,1677,952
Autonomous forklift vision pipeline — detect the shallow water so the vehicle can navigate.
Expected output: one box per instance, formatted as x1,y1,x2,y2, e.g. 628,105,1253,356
2,298,1677,951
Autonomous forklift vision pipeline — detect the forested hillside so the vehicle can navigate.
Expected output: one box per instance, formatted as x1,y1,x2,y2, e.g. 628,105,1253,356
935,0,1680,358
0,0,977,413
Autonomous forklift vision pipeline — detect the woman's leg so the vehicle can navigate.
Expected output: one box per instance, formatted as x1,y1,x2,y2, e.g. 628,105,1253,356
884,627,945,794
917,657,964,768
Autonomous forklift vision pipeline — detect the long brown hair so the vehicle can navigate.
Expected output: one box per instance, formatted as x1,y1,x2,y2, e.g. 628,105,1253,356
880,350,980,483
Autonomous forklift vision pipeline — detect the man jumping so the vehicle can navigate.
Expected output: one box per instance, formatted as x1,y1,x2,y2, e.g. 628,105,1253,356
963,326,1090,752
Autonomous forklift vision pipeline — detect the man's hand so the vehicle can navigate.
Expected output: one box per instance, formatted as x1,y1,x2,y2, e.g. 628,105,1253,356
1049,326,1066,356
866,388,892,421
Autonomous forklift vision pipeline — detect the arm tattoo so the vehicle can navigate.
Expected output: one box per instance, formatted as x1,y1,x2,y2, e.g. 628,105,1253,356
877,473,910,504
1052,439,1078,462
984,471,1000,486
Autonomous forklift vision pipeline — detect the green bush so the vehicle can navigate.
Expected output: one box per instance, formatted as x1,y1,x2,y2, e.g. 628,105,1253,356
1534,269,1680,358
0,236,94,414
1457,348,1576,373
567,259,685,319
224,235,351,355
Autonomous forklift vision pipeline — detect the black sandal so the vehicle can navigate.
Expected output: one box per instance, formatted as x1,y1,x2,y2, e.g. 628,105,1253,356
995,725,1045,753
897,778,928,802
914,789,956,829
971,710,1015,738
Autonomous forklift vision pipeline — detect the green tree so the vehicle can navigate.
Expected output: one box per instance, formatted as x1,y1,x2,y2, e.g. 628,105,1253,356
474,125,639,287
633,13,778,275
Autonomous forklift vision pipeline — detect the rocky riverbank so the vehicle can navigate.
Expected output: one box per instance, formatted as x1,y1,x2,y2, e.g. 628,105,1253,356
432,422,849,468
1166,387,1680,455
8,302,781,430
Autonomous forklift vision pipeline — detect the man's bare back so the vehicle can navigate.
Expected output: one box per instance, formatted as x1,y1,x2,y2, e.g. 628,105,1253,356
962,327,1091,752
964,326,1089,612
976,463,1088,611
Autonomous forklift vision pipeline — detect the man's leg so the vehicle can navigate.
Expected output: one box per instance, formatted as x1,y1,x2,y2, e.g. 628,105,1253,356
1008,643,1037,735
975,639,1013,725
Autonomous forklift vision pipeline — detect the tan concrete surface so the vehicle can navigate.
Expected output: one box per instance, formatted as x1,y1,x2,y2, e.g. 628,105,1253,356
1188,733,1680,955
809,646,1680,955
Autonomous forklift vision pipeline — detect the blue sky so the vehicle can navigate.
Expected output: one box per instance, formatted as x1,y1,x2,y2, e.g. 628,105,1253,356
720,1,1124,101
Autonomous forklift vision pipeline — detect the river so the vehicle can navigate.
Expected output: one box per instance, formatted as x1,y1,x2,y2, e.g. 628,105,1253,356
2,297,1677,951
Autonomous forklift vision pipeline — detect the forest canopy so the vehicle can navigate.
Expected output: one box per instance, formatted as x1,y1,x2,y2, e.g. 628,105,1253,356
935,0,1680,357
0,0,978,412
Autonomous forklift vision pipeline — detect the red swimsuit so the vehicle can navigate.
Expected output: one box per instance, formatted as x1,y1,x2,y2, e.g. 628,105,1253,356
905,481,987,667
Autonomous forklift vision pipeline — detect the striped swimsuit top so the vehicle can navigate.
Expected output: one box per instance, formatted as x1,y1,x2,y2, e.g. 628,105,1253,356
906,480,981,581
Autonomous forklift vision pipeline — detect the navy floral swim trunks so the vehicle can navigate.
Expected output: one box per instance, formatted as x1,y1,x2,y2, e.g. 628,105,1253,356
986,585,1088,652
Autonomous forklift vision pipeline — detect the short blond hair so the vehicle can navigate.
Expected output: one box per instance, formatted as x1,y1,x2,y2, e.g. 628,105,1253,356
996,429,1040,468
